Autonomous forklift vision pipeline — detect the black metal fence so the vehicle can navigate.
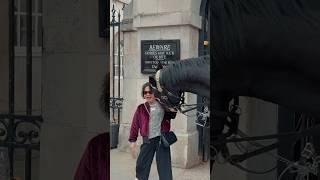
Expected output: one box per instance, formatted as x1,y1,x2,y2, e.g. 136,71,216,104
1,0,43,179
110,4,124,148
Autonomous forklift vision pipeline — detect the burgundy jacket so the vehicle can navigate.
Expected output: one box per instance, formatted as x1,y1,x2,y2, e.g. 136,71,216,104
74,132,109,180
129,102,176,142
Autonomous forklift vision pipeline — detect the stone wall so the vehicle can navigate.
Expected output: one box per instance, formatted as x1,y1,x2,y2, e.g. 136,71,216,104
117,0,204,168
0,0,9,113
0,2,9,180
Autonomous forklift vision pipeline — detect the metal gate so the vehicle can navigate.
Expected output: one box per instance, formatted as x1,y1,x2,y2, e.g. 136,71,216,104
0,0,43,179
110,4,124,148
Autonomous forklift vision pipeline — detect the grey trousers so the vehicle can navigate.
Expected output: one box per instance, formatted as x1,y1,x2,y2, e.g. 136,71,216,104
136,136,172,180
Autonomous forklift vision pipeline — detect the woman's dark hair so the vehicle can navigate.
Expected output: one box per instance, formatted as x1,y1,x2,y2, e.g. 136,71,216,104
141,82,151,98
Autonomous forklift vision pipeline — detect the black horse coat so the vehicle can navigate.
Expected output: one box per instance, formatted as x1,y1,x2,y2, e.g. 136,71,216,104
210,0,320,118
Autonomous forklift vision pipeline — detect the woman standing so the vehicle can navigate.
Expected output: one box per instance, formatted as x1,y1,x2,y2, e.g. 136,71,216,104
129,82,176,180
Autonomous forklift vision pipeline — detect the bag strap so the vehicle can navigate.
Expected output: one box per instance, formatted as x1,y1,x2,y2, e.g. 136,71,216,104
143,103,150,116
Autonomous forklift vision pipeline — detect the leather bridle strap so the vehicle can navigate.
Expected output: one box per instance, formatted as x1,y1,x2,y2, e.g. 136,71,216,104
155,70,163,93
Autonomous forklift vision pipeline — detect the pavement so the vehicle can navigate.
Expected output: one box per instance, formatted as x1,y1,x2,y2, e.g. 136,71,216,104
111,149,210,180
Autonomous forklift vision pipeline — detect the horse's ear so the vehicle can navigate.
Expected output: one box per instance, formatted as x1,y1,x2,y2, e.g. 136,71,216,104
149,75,157,88
156,63,163,71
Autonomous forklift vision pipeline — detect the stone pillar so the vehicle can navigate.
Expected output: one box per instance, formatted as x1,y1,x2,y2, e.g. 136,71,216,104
0,0,9,112
118,0,202,168
40,0,108,179
0,2,10,180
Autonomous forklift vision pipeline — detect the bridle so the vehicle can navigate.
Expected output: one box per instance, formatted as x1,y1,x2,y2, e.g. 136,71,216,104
151,69,210,127
150,79,185,112
210,97,320,178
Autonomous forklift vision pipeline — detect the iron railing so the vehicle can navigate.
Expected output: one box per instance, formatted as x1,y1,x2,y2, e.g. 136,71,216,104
110,4,123,124
2,0,43,179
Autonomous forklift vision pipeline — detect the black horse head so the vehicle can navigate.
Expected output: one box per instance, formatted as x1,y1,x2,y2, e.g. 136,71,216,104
149,65,183,112
148,57,210,112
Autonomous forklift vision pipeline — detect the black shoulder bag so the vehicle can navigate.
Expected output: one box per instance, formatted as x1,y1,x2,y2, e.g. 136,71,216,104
161,131,177,147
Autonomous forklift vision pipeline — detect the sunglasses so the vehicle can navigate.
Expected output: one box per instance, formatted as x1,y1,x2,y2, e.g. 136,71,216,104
143,91,153,95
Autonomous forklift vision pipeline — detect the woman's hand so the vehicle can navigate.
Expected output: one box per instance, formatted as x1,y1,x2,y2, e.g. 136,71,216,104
130,142,137,159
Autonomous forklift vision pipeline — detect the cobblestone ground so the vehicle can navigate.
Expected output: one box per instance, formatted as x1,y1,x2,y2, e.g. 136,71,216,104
111,149,210,180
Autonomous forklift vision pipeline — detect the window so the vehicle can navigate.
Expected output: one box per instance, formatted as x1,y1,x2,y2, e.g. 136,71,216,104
14,0,42,57
114,43,124,79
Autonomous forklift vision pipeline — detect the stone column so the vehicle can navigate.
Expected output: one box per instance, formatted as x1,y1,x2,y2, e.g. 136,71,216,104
0,3,10,180
40,0,108,179
0,0,9,113
118,0,203,168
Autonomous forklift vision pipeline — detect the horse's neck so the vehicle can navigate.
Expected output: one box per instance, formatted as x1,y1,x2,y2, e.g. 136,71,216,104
160,56,210,98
